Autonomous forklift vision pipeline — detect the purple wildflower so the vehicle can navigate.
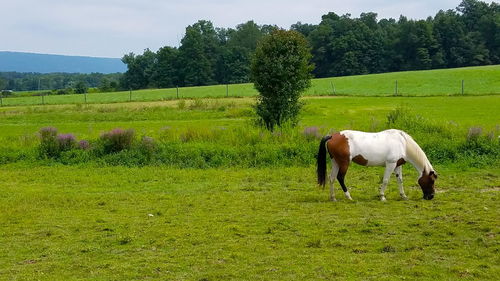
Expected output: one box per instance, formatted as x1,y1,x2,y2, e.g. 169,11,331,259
57,133,77,151
79,140,90,150
303,126,321,140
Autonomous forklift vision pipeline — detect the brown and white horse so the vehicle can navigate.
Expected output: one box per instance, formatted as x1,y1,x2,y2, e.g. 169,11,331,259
317,129,437,201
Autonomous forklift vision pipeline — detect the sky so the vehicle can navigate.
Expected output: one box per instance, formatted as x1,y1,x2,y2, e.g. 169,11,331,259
0,0,480,58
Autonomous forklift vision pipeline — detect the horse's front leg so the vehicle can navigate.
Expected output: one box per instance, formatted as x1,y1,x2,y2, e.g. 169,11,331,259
394,165,408,200
380,162,397,201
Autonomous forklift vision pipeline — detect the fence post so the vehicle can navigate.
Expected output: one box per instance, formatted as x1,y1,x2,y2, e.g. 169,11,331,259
42,93,45,105
226,84,229,97
176,86,179,99
395,80,398,96
0,93,2,107
461,80,464,95
129,88,132,102
330,81,336,95
84,92,87,103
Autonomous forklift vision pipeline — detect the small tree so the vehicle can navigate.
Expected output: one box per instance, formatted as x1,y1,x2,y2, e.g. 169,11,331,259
251,29,313,130
74,81,88,94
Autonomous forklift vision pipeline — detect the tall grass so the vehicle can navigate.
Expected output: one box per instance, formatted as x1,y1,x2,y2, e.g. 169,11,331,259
387,107,499,167
3,110,497,168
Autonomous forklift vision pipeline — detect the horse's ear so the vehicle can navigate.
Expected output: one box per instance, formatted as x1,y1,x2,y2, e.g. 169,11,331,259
430,171,438,180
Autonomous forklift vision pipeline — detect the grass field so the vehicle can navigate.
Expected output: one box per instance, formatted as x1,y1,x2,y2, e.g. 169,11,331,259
0,76,499,279
2,65,500,106
1,164,498,280
1,95,499,140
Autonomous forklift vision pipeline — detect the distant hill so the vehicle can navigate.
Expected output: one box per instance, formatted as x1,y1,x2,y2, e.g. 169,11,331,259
0,51,126,74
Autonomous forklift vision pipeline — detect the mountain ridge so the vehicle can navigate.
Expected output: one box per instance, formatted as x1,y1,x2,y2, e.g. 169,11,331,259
0,51,126,74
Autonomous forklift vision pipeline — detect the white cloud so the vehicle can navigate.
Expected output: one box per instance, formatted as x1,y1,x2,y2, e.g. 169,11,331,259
0,0,479,57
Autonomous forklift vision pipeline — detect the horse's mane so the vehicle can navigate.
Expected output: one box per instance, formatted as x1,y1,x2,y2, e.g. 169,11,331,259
400,131,433,173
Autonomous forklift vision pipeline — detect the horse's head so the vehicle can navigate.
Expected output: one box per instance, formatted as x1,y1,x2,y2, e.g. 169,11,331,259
418,170,437,200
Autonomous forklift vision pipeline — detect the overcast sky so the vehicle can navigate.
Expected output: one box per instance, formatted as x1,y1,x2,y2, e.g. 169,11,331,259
0,0,481,58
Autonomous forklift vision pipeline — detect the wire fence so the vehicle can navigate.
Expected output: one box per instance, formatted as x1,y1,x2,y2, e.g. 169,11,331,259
0,79,498,107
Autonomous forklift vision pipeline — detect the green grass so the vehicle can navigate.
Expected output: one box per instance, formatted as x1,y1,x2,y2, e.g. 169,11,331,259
0,93,498,279
1,95,498,168
1,65,499,106
1,95,499,141
0,164,498,280
307,65,500,96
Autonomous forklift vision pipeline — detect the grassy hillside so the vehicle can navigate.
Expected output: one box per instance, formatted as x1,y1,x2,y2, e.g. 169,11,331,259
2,65,499,106
308,65,500,96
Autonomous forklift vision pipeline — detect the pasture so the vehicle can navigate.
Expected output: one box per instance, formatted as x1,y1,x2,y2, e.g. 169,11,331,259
2,65,500,106
0,94,499,280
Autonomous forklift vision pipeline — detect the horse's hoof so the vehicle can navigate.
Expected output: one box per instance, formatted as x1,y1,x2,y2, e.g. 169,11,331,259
329,197,337,202
401,195,408,200
380,196,387,201
344,192,353,200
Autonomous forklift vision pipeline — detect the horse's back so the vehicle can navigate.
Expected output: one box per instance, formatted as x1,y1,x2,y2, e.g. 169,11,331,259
340,129,406,166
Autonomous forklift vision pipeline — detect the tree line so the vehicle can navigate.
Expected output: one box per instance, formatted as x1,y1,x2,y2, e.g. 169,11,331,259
1,0,497,93
121,0,499,90
0,72,122,93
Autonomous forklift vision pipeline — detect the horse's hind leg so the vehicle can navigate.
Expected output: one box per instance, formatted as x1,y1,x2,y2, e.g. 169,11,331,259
394,165,408,200
337,162,353,200
380,162,397,201
329,160,339,201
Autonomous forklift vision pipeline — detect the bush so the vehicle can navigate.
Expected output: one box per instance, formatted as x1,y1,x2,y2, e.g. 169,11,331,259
38,127,59,158
99,128,135,154
75,81,88,94
56,88,74,95
139,136,156,161
1,90,14,97
251,29,313,130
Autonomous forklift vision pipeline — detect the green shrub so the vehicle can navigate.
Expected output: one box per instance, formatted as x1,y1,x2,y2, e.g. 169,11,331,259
251,29,313,130
139,136,156,161
38,127,59,158
99,128,135,154
14,122,500,169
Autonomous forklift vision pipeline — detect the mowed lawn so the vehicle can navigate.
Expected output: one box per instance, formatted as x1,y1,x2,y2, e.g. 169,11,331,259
2,65,500,106
0,95,499,280
0,165,498,280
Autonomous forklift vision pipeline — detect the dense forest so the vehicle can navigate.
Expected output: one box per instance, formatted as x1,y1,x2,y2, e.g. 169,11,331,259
1,0,498,92
121,0,499,90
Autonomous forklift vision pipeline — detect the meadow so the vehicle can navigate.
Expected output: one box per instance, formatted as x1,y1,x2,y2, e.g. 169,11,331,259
0,80,499,279
1,164,498,280
2,65,500,106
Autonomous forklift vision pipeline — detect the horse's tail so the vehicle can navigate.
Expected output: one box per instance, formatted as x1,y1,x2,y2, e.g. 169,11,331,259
317,135,332,187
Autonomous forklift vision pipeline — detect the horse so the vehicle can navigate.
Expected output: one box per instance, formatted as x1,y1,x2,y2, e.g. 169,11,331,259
316,129,437,201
